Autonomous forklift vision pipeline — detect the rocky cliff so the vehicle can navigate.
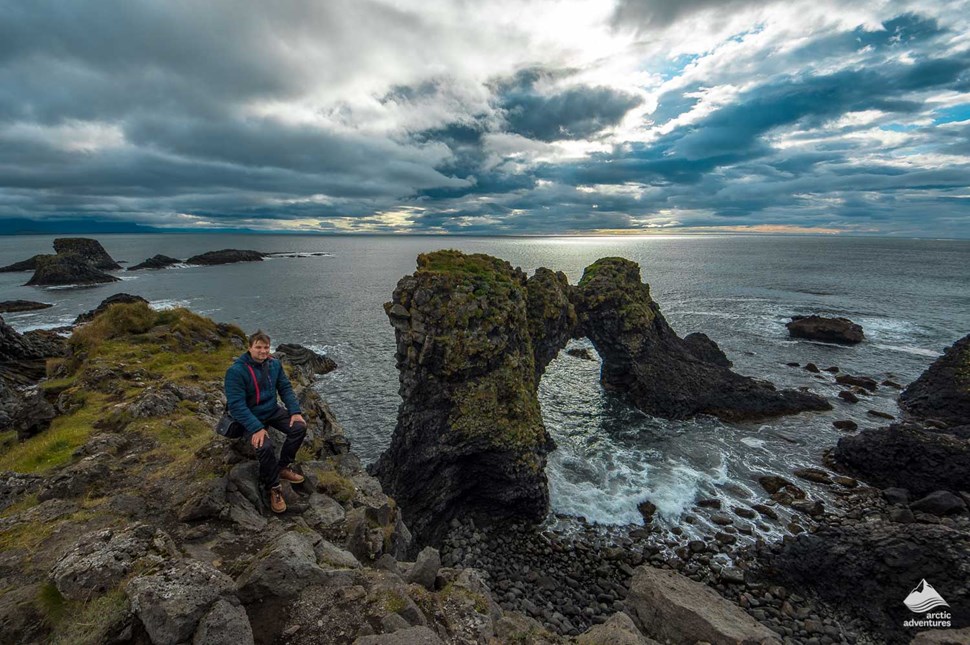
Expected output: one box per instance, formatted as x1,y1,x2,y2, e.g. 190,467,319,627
372,252,556,546
573,258,831,421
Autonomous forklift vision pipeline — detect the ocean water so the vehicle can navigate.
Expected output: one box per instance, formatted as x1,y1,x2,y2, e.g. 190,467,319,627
2,234,968,540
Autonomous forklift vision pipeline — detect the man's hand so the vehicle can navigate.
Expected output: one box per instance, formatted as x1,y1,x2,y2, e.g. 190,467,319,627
251,429,268,449
290,413,306,427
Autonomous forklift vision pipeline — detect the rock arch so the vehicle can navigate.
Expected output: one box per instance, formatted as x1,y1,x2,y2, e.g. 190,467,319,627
372,251,830,545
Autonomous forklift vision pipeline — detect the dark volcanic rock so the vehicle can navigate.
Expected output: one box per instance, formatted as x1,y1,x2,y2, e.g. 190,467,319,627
128,254,181,270
834,422,970,496
786,315,864,345
185,249,265,265
833,419,858,431
274,343,337,383
372,251,555,545
574,258,830,421
899,334,970,428
0,300,53,313
526,267,577,383
682,332,732,367
1,314,64,437
53,238,121,270
74,294,150,325
0,254,53,272
761,521,970,643
836,373,878,391
565,347,594,360
909,490,967,516
26,253,121,287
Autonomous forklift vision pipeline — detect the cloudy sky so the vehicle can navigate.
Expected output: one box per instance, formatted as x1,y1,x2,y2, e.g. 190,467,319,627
1,0,969,237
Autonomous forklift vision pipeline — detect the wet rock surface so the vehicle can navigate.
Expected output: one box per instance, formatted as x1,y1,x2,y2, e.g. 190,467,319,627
899,333,970,427
786,315,864,345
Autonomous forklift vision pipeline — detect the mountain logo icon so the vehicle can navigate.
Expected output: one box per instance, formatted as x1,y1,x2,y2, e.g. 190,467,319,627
904,579,950,613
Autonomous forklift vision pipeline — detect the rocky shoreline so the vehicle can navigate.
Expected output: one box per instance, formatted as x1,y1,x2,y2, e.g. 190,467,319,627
0,250,967,644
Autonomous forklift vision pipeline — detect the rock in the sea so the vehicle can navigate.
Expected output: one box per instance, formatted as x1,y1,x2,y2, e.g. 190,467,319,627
836,373,878,391
786,315,864,345
53,238,121,270
0,300,53,313
372,251,555,544
574,258,830,421
275,343,337,383
832,419,858,431
128,254,181,270
834,422,970,498
185,249,265,265
0,254,53,272
74,293,150,325
26,252,121,286
899,334,970,428
625,566,781,644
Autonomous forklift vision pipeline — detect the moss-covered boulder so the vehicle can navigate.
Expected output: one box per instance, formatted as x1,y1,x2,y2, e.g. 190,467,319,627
899,333,970,428
574,257,831,421
372,251,556,545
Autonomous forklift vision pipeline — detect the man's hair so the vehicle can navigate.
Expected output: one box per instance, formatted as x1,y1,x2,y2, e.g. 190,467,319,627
249,330,271,347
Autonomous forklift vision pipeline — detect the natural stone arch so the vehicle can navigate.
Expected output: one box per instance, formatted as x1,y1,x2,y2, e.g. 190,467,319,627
372,251,830,546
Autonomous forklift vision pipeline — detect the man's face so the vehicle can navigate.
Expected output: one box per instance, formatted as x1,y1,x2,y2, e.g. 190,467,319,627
249,340,271,362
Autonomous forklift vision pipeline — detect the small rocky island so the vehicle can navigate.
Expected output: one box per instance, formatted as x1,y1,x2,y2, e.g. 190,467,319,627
0,253,966,644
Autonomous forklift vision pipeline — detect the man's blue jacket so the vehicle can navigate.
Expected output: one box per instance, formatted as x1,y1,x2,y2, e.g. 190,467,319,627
224,351,302,436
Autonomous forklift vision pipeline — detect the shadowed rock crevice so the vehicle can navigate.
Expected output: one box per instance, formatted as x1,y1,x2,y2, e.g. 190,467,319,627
374,252,831,546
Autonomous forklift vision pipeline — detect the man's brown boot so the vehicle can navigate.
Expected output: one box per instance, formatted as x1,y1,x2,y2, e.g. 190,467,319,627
279,467,304,484
269,485,286,513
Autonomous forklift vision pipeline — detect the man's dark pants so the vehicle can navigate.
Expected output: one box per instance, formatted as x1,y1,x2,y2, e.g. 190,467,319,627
254,405,307,489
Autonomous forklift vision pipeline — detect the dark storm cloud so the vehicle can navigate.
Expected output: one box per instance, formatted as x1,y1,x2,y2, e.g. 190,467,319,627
493,68,642,141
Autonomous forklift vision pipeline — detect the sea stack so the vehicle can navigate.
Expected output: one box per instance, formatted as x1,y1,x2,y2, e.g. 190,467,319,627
372,251,555,545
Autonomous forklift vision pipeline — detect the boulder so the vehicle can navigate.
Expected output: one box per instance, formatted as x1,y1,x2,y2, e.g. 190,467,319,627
786,315,864,344
832,419,858,431
576,611,659,644
836,374,878,391
625,566,781,644
49,525,171,600
575,258,830,421
0,253,53,272
909,490,967,516
0,300,52,313
126,559,239,645
900,334,970,428
128,254,181,270
834,422,970,496
235,531,340,603
185,249,265,265
74,293,150,325
191,598,254,645
53,237,121,269
26,252,120,286
404,546,441,590
1,314,66,439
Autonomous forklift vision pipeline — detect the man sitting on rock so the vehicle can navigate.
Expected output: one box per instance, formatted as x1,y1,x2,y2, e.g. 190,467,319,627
225,330,306,513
